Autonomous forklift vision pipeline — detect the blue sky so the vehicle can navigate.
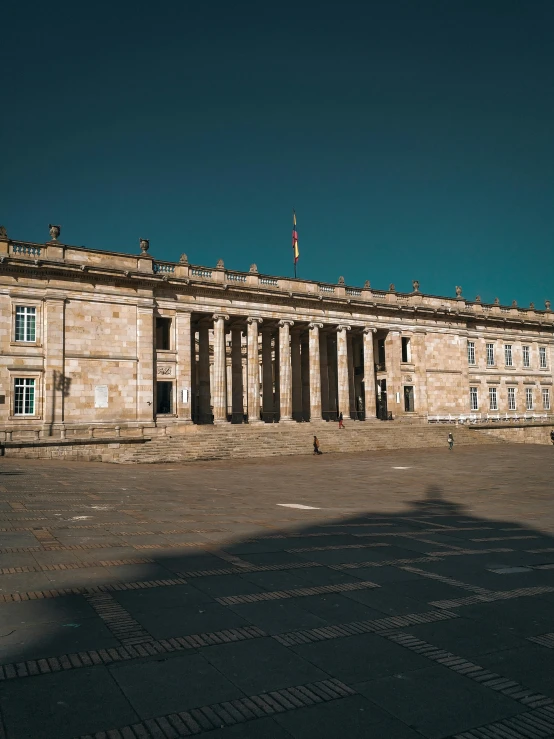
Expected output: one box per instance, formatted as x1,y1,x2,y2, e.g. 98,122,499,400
1,1,553,306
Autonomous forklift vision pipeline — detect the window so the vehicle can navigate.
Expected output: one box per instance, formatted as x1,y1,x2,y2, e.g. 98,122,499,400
14,378,35,415
401,337,411,363
470,387,478,411
504,345,513,367
467,341,475,364
522,346,530,367
508,387,516,411
526,387,534,410
488,387,498,411
15,306,36,342
486,343,495,366
542,388,550,411
156,317,172,350
539,347,547,369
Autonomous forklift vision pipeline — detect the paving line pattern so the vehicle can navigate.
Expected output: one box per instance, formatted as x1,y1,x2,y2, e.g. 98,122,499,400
216,579,380,606
74,678,356,739
452,704,554,738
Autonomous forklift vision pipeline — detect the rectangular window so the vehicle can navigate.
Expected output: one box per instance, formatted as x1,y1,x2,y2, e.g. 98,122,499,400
401,337,411,363
488,387,498,411
467,341,475,364
404,386,414,412
14,378,35,415
14,306,36,342
526,387,533,410
486,343,495,366
508,387,516,411
542,388,550,411
504,345,513,367
470,387,478,411
522,346,530,367
155,317,172,350
539,347,547,369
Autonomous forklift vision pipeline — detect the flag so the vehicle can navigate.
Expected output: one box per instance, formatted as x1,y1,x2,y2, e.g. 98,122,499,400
292,211,299,264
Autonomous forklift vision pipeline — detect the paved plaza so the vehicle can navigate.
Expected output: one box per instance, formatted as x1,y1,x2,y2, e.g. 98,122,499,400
1,445,554,739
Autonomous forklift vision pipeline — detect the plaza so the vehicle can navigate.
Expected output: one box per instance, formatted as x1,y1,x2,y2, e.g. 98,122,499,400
1,444,554,738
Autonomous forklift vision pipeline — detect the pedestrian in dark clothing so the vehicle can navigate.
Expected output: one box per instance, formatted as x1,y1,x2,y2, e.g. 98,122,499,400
313,435,322,455
338,412,345,429
550,430,554,445
448,432,454,451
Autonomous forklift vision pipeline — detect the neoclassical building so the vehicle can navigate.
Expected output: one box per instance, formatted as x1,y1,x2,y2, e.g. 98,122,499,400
0,227,553,438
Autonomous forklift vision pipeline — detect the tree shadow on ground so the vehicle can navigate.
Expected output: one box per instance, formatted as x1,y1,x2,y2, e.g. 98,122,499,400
1,462,554,739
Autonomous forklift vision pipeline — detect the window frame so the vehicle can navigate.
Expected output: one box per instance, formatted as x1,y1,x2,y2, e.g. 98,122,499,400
470,387,478,411
504,344,513,367
525,387,534,411
539,347,548,369
486,343,495,367
401,336,411,363
507,387,516,411
522,345,530,368
467,341,475,365
542,388,550,411
488,386,498,411
13,377,36,416
11,301,42,346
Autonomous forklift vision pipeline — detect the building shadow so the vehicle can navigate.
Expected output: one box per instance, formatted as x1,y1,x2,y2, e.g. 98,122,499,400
0,461,554,739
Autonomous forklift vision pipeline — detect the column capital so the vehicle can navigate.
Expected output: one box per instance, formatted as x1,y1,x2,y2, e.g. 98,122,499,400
337,324,351,332
279,319,294,328
363,327,377,334
247,316,263,325
309,322,324,330
213,313,229,322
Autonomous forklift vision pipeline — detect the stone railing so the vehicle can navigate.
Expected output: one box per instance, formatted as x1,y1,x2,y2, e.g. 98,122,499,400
227,272,247,283
11,243,41,257
2,239,552,321
153,262,175,274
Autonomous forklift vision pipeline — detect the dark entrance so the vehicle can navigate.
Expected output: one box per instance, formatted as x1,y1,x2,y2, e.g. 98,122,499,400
404,385,414,413
377,379,388,420
156,381,173,415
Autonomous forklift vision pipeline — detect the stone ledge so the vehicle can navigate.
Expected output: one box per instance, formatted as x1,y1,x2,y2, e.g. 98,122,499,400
0,436,151,449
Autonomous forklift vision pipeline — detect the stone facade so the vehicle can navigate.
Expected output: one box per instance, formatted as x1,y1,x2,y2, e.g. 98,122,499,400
0,231,553,440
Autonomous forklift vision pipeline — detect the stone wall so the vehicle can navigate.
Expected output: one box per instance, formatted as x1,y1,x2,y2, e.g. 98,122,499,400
472,423,554,445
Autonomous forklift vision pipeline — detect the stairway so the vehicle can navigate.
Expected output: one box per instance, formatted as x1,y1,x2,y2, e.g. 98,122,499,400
114,421,499,464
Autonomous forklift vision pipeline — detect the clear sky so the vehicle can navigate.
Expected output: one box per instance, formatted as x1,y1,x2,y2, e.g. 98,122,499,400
2,1,553,306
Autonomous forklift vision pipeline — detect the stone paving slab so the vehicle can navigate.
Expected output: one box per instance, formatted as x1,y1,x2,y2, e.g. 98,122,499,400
1,445,554,738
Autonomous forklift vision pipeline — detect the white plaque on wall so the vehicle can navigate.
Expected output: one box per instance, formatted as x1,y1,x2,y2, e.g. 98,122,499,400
95,385,109,408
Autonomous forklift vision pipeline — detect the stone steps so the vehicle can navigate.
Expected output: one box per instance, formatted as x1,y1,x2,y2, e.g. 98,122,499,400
115,422,499,464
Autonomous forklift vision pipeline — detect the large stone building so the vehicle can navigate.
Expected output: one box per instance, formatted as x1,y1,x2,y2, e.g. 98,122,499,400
1,226,553,440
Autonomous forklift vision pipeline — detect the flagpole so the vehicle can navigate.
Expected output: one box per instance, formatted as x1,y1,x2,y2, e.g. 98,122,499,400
293,208,297,279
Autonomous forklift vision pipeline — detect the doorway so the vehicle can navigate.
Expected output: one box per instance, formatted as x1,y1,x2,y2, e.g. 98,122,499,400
377,379,388,420
404,385,414,413
156,381,173,415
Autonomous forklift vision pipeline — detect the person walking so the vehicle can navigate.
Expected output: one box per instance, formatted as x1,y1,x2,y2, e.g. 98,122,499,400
338,411,345,429
447,432,454,451
313,435,322,455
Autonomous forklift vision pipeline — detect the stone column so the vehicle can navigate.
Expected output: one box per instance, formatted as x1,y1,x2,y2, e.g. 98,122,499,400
347,331,356,418
320,330,329,418
328,334,338,417
198,322,211,423
278,320,294,421
291,329,302,421
337,325,351,420
414,330,429,417
301,335,310,421
385,330,402,418
231,326,244,422
262,326,274,420
363,328,377,420
137,304,155,423
309,323,323,421
43,296,66,432
212,314,229,423
175,310,193,422
247,317,263,423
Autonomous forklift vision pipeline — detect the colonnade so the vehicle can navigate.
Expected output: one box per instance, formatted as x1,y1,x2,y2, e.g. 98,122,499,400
190,315,377,424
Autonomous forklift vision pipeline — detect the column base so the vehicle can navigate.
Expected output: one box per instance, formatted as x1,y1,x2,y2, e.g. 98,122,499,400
247,418,264,425
214,418,229,425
